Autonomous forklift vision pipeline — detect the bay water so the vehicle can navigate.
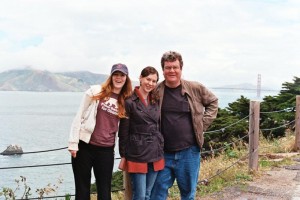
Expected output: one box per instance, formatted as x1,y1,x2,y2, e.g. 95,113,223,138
0,89,279,198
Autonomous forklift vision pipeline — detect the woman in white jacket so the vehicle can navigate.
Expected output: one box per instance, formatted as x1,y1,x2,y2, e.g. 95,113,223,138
68,63,132,200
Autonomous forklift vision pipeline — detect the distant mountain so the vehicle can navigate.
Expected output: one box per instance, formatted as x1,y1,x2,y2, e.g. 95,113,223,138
212,83,257,90
212,83,277,91
0,68,109,92
59,71,108,85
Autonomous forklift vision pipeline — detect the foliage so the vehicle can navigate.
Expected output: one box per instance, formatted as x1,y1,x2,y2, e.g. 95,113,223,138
0,176,64,200
235,173,252,181
199,76,300,198
259,77,300,137
91,170,124,193
198,144,250,197
198,133,296,199
204,96,249,151
35,177,63,199
205,76,300,150
0,176,31,199
111,171,124,191
65,194,72,200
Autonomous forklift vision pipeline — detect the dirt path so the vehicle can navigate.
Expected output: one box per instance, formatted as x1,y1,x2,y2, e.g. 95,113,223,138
200,154,300,200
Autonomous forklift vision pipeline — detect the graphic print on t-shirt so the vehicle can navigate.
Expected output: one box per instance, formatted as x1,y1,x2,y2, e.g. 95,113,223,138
101,98,118,116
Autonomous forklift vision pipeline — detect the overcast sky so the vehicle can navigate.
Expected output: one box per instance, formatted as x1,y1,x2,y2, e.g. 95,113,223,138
0,0,299,89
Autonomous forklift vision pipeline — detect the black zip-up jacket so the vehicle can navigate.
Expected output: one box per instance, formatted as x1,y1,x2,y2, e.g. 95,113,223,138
118,91,164,163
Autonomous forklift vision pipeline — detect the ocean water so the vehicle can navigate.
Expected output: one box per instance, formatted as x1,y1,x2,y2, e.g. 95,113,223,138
0,91,83,198
0,89,279,198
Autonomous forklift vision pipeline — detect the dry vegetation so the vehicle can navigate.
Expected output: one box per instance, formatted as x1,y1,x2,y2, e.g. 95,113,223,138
196,130,297,199
90,131,298,200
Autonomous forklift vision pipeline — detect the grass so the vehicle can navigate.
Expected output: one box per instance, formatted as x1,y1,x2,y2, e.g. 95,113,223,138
2,132,296,200
90,131,298,200
195,130,297,199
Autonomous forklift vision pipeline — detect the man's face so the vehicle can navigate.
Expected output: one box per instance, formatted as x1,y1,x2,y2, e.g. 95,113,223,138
163,59,182,88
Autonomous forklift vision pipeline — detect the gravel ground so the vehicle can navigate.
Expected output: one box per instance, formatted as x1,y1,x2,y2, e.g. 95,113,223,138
199,155,300,200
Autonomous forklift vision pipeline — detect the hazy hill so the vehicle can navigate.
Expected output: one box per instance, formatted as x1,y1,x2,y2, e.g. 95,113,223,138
0,68,109,92
59,71,108,85
212,83,257,90
212,83,278,92
1,68,264,92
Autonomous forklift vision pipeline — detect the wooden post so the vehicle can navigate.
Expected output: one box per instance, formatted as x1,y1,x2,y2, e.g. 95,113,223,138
123,171,132,200
248,100,260,171
294,95,300,151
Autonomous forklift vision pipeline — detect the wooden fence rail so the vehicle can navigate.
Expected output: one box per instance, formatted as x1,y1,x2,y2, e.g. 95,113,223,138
294,95,300,150
248,100,260,171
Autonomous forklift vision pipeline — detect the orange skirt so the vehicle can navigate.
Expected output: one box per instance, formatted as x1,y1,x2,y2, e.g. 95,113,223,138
119,158,165,173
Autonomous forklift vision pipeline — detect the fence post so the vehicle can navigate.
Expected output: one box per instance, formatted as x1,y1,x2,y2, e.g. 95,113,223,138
248,100,260,171
123,171,132,200
294,95,300,151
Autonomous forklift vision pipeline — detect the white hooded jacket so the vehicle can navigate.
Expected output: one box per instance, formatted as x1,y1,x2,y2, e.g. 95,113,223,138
68,85,102,151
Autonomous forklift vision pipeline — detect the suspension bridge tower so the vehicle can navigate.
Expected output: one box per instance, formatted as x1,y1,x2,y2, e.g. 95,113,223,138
257,74,261,98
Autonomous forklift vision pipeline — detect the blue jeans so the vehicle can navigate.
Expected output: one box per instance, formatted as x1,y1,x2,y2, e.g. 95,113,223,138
150,145,201,200
130,163,158,200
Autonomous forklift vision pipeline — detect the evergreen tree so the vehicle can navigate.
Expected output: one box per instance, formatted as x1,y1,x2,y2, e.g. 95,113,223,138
205,76,299,150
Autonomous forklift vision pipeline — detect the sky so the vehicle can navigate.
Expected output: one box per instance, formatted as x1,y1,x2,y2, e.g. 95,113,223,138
0,0,299,90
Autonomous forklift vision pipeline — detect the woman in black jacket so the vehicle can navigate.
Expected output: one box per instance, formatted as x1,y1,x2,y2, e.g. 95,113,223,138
118,66,164,200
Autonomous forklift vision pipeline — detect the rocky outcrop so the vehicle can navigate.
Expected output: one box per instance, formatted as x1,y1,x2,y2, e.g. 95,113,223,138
1,144,23,155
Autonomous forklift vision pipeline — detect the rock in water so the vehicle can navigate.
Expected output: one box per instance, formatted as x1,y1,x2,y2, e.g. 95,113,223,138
1,144,23,155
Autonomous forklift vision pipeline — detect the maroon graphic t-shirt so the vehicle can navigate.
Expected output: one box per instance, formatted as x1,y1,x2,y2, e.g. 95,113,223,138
89,93,119,147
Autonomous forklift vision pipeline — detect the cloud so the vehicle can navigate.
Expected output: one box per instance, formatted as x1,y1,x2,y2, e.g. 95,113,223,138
0,0,299,89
